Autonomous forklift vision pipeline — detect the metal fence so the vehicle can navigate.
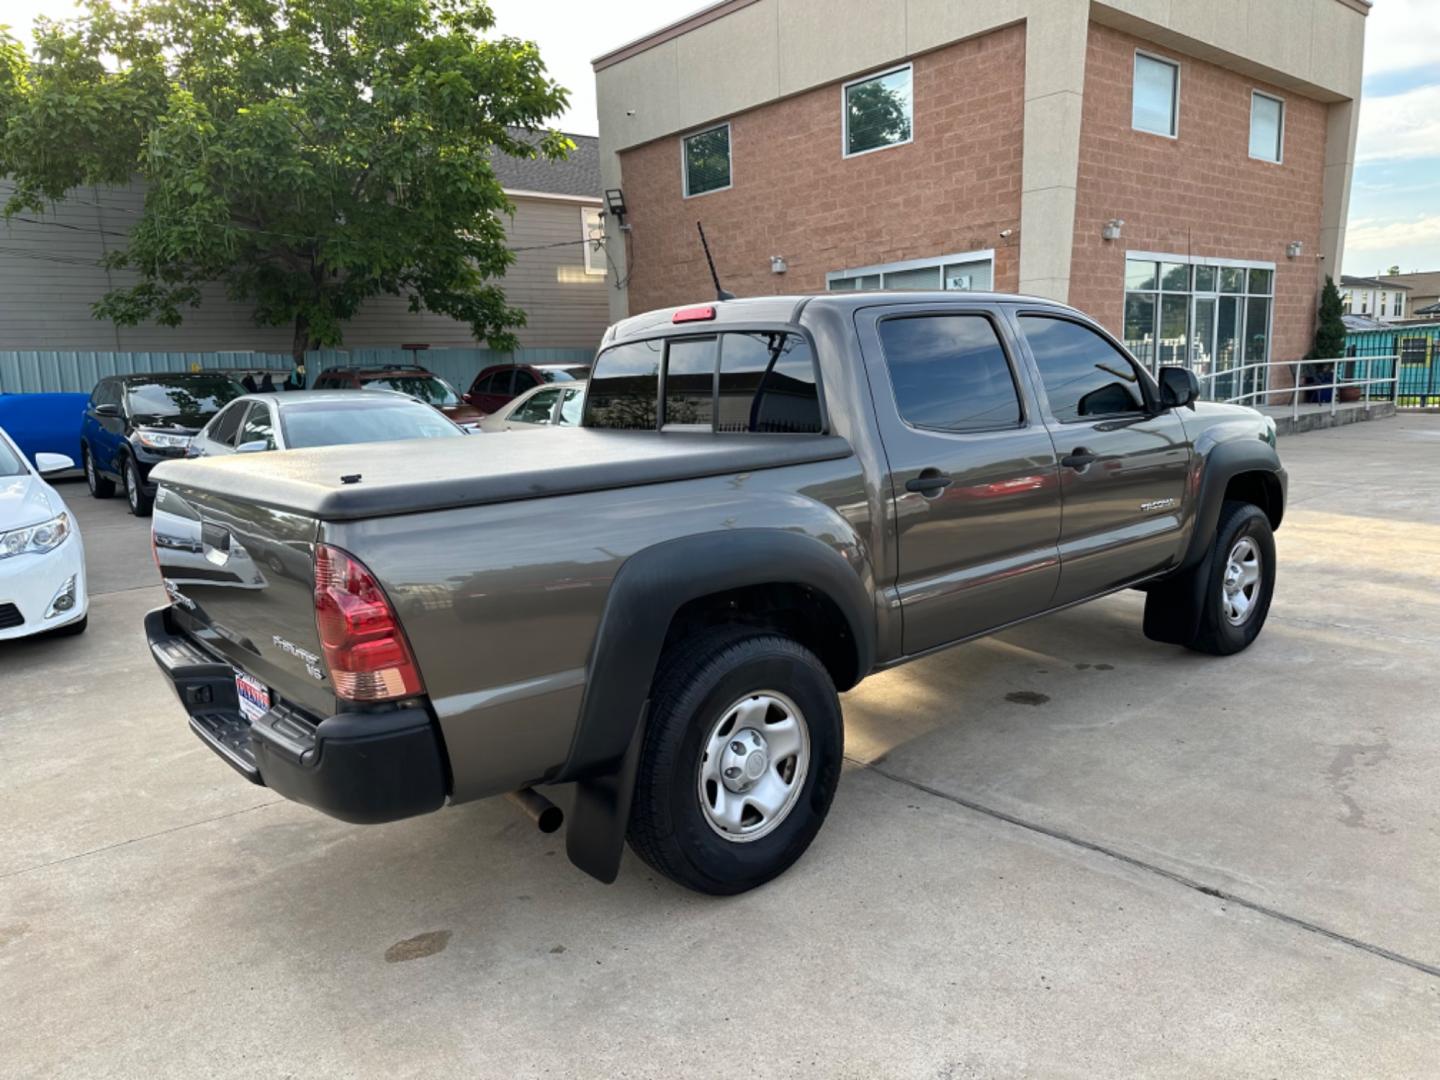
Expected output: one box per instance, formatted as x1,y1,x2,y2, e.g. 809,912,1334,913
1343,325,1440,408
0,346,596,396
1203,356,1399,420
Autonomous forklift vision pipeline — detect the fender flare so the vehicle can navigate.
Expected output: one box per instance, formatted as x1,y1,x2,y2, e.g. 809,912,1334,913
1146,438,1285,645
558,528,876,884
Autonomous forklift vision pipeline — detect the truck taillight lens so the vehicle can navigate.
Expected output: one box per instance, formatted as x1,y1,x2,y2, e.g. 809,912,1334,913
313,544,424,701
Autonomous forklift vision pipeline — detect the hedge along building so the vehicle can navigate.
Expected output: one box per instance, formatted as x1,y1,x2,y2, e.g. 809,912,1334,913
592,0,1368,398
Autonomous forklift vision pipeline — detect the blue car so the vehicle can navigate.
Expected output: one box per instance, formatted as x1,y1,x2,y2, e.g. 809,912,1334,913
80,373,245,516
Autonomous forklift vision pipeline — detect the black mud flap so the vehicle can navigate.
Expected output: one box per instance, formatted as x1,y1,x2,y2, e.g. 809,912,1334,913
1142,550,1214,645
565,704,648,885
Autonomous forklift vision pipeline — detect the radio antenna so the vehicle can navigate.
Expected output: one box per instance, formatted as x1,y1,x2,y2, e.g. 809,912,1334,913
696,222,735,301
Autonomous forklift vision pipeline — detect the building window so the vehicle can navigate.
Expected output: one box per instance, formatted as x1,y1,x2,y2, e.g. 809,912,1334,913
581,207,606,275
827,249,993,292
1380,294,1388,317
1132,52,1179,137
1124,254,1274,402
682,123,731,198
1395,294,1404,317
844,65,913,157
1341,291,1352,314
1249,91,1284,162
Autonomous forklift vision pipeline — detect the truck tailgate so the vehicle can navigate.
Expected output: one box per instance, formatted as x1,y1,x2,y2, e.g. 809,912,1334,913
152,480,334,718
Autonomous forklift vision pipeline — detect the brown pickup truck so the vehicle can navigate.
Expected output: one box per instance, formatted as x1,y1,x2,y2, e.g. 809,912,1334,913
146,292,1285,894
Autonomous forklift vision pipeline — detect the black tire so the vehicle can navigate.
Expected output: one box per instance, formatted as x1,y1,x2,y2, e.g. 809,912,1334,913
1185,500,1275,656
124,456,153,517
627,628,844,896
84,445,115,499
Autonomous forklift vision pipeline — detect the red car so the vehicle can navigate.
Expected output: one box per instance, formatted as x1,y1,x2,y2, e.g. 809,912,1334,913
311,365,484,427
463,363,590,415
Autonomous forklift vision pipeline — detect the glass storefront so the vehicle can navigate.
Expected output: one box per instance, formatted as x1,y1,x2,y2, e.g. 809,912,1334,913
827,251,994,293
1123,256,1275,402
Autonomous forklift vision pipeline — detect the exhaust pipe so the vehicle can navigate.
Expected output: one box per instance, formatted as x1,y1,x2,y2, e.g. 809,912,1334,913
506,788,563,834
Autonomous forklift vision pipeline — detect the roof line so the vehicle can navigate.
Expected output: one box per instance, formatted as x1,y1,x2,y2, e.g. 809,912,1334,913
592,0,761,71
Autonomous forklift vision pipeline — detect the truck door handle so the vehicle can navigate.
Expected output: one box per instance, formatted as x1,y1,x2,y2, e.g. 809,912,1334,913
905,469,953,497
1061,448,1098,470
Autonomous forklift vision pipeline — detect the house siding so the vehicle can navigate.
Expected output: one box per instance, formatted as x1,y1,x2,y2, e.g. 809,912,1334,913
0,183,608,353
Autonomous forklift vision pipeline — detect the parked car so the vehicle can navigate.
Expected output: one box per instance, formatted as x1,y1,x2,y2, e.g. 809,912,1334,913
81,372,245,517
310,364,482,427
146,292,1286,896
191,390,467,457
463,362,588,415
478,380,586,432
0,426,87,640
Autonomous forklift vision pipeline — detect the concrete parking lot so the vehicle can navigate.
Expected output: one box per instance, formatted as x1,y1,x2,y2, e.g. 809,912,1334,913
4,415,1440,1078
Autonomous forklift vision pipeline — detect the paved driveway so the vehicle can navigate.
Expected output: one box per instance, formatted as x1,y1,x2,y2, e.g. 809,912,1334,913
4,417,1440,1078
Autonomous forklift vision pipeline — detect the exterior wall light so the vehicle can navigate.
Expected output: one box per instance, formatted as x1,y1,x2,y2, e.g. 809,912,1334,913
605,188,627,224
770,256,788,274
1287,241,1304,259
1102,219,1125,241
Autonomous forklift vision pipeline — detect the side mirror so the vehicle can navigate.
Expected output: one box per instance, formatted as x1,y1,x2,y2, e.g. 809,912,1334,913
34,452,75,475
95,403,120,418
235,439,270,454
462,392,474,405
1158,366,1200,410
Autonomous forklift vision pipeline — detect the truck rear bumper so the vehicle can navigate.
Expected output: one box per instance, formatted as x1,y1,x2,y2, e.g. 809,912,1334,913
145,605,447,824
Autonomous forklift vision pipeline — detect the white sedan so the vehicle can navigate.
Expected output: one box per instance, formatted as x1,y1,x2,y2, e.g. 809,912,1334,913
479,380,586,432
0,428,87,640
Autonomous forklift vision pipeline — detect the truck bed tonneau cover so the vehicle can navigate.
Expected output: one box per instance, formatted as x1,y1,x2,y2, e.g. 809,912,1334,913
151,429,853,521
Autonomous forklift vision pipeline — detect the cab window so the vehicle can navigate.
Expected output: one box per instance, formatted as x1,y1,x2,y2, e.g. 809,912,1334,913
1019,316,1148,422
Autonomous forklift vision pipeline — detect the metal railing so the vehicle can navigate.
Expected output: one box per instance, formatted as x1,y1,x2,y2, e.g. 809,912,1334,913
1200,355,1400,420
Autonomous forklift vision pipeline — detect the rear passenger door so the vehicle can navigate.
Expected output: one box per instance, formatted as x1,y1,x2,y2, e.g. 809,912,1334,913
470,370,514,414
856,304,1063,654
1012,312,1190,605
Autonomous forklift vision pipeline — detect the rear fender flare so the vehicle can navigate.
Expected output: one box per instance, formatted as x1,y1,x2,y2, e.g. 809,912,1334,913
558,528,875,883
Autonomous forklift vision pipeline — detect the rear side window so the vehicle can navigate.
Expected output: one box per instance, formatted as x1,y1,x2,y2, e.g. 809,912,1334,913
877,315,1021,432
716,333,821,433
238,404,276,450
1019,316,1147,422
585,340,662,430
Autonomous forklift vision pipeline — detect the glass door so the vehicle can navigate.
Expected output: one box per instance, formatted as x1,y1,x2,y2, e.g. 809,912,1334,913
1191,296,1217,393
1213,296,1242,401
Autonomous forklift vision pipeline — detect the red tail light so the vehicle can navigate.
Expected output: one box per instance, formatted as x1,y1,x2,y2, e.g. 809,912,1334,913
673,304,716,323
313,544,424,701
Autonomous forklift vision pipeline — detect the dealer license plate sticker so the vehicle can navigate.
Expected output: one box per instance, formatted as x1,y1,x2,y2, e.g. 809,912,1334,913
235,670,271,723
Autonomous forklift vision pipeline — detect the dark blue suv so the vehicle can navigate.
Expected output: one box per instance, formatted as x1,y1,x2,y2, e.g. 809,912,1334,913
80,373,245,516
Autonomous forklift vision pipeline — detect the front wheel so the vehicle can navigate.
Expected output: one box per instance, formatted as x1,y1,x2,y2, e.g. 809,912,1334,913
627,629,843,895
1185,500,1276,655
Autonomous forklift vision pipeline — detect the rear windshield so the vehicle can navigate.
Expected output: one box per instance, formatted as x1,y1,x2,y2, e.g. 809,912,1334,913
361,375,461,406
126,377,243,421
537,368,581,383
280,400,464,449
585,331,821,433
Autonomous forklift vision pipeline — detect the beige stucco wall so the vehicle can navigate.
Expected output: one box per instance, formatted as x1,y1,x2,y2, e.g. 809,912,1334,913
594,0,1366,318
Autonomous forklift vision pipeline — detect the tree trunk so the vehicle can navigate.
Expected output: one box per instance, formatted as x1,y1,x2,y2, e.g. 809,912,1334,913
291,313,311,366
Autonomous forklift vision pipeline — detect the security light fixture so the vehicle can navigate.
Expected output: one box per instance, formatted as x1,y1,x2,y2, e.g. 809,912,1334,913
770,255,788,274
1102,219,1125,241
1287,240,1304,259
605,188,627,225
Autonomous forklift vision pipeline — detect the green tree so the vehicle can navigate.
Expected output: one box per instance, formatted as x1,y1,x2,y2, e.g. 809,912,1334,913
1310,275,1347,360
0,0,570,360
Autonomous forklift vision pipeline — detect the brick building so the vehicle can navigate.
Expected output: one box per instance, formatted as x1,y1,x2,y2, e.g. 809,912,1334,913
592,0,1368,395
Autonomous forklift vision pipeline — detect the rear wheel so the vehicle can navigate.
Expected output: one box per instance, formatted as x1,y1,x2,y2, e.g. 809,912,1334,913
627,628,843,895
125,457,153,517
84,446,115,499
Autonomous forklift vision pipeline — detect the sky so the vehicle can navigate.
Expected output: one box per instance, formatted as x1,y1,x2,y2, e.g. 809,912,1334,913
2,0,1436,274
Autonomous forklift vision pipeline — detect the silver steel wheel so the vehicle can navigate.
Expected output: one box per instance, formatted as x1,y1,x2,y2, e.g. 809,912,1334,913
126,461,139,511
698,690,810,843
85,449,96,490
1221,536,1263,626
